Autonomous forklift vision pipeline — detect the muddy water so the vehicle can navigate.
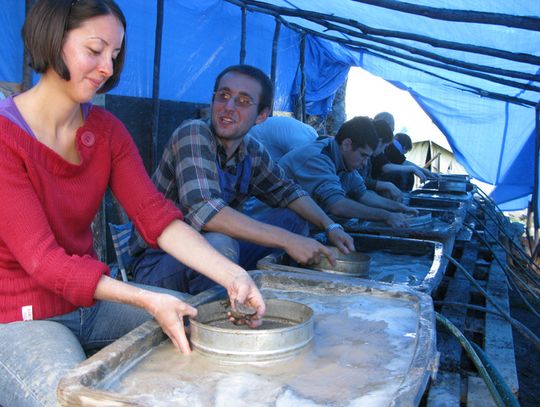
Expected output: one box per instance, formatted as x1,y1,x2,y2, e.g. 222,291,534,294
366,251,432,286
104,291,421,406
305,251,433,286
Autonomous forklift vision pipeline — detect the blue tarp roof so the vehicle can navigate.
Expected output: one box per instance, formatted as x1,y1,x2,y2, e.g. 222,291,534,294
1,0,539,212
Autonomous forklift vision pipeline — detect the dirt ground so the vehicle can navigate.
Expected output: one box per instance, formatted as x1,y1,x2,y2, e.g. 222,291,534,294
510,289,540,407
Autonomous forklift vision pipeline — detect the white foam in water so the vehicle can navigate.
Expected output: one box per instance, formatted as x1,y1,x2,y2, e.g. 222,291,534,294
214,373,282,407
345,297,417,373
106,291,425,406
348,385,401,407
276,388,325,407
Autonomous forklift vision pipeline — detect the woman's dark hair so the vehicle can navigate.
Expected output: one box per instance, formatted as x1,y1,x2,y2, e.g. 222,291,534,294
373,119,394,144
335,116,378,151
213,64,274,114
395,132,413,152
22,0,126,94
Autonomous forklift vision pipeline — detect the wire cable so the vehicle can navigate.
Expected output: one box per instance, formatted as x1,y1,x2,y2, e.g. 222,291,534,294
464,223,540,312
472,191,540,276
434,301,540,352
444,253,540,352
465,212,540,291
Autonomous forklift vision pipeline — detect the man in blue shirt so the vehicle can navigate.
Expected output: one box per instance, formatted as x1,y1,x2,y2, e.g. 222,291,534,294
280,116,417,228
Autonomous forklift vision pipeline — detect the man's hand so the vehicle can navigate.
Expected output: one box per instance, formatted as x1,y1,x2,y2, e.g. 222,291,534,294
423,169,439,180
378,181,403,202
399,203,419,216
385,212,410,228
327,228,355,254
284,234,336,267
412,167,428,182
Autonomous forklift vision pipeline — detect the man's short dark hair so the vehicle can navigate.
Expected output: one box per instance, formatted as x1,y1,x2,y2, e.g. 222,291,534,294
335,116,378,151
373,111,395,132
213,65,274,114
373,119,394,144
395,132,413,152
22,0,126,94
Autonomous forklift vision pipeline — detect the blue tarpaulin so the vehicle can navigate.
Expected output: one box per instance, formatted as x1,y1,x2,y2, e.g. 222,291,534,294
1,0,538,212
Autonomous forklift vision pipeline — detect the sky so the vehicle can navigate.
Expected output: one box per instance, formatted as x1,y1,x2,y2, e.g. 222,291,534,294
345,67,451,151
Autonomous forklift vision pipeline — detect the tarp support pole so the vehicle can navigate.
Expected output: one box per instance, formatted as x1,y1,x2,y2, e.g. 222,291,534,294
270,18,281,114
240,7,247,64
300,33,306,122
22,0,35,91
303,17,539,83
294,24,540,94
351,0,540,31
368,49,535,107
534,102,540,230
151,0,164,172
235,0,540,65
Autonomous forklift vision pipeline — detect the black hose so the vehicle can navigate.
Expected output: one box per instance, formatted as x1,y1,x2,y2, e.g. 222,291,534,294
434,301,540,352
469,205,538,273
465,212,540,291
475,186,508,222
463,224,540,323
471,194,540,276
474,188,508,228
465,223,540,308
444,254,540,352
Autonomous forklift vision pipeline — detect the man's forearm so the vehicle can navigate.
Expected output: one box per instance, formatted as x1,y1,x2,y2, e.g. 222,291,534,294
360,190,402,211
382,162,410,174
287,196,334,231
328,198,391,222
203,206,296,251
158,219,246,288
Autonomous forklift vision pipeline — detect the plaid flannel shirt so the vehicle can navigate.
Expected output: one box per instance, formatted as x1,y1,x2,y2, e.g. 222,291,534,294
130,119,307,255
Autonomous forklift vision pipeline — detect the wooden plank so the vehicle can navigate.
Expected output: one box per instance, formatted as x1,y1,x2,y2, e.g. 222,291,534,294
439,242,479,370
484,218,499,244
467,376,497,407
456,226,473,242
441,235,456,257
485,246,519,395
426,372,461,407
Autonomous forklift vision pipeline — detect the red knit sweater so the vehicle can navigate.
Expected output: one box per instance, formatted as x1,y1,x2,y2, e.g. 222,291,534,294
0,106,182,323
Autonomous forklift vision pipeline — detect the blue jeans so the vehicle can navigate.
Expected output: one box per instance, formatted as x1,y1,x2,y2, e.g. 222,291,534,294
0,285,189,407
131,232,239,294
238,207,309,270
131,208,309,292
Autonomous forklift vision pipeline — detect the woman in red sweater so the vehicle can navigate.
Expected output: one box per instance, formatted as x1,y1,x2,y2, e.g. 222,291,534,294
0,1,265,406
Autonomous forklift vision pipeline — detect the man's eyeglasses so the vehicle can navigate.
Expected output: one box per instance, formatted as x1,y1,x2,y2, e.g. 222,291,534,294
213,90,256,108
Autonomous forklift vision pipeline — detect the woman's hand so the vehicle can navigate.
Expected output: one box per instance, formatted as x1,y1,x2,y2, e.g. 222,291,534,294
225,272,266,328
156,220,266,327
138,290,198,353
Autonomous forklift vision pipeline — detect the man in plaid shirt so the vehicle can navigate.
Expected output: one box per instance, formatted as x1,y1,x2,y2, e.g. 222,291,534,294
129,65,354,294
